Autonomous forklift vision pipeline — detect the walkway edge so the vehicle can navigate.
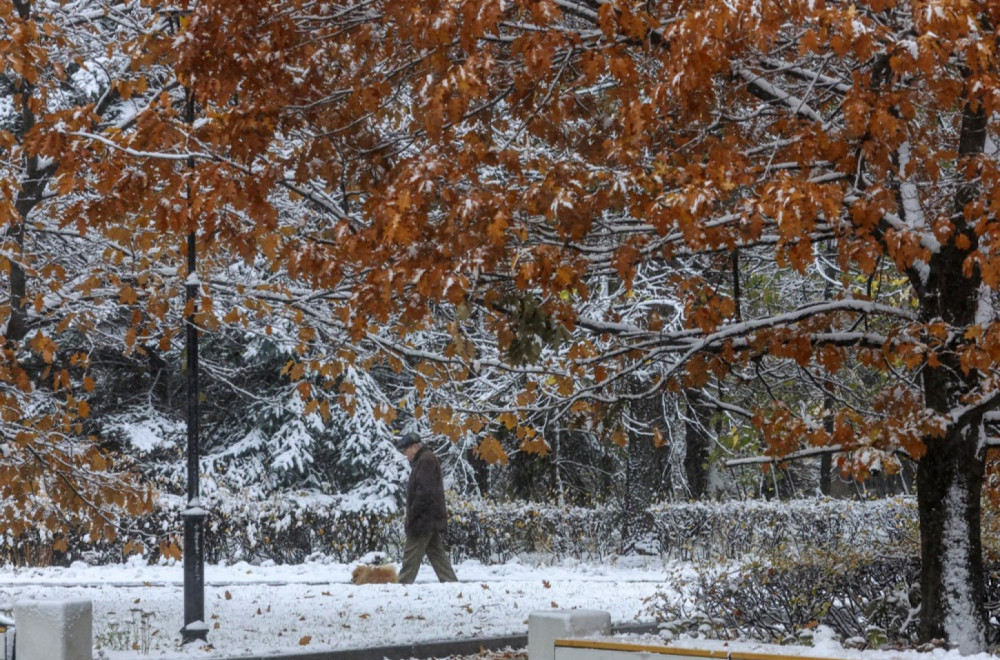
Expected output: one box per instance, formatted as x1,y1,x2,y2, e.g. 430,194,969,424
164,621,659,660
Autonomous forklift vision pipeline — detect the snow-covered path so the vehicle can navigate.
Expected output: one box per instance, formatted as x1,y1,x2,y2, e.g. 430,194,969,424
0,557,684,658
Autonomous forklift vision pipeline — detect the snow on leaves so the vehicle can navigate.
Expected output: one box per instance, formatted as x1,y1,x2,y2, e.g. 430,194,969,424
3,0,1000,648
0,0,158,557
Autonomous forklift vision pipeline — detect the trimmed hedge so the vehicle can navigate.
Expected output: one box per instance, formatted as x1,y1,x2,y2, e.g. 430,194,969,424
1,494,927,567
448,499,622,563
647,497,918,561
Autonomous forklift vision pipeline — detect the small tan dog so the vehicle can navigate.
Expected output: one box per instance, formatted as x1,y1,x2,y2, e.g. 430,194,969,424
351,564,399,584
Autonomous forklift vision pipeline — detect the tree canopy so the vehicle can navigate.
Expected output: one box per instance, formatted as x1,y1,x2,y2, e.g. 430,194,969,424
3,0,1000,651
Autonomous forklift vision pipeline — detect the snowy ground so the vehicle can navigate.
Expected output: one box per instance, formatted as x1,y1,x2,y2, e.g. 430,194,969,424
0,555,681,659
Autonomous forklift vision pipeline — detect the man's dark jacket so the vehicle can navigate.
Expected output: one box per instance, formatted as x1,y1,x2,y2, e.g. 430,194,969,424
405,446,448,536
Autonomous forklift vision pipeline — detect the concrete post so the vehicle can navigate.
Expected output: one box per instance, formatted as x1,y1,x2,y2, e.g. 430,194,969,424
14,599,92,660
528,609,611,660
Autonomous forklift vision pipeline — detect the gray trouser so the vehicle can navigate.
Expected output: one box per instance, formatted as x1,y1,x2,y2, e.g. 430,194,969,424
398,531,458,584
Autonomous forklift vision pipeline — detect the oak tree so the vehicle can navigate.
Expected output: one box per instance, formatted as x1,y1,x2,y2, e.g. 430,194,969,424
0,0,160,559
63,0,1000,650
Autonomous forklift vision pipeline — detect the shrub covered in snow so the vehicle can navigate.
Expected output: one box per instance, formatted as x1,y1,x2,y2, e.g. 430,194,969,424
647,496,919,562
448,499,622,563
644,501,1000,649
2,494,937,568
647,553,924,647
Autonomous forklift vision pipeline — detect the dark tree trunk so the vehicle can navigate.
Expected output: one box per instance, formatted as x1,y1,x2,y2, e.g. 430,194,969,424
621,433,657,554
467,446,491,496
6,57,56,344
911,98,989,653
819,448,832,496
915,418,986,651
7,78,36,344
620,386,665,554
6,217,28,344
8,163,50,344
683,389,712,499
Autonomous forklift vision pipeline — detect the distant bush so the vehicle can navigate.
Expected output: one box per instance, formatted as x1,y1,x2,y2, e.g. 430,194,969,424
648,497,918,561
197,496,402,564
0,494,934,567
448,499,622,563
2,493,403,567
147,494,402,565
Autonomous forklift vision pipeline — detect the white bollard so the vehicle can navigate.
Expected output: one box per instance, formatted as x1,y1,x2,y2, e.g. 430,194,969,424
14,599,92,660
528,609,611,660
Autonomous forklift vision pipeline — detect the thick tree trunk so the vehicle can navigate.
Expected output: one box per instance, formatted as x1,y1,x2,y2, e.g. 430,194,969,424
620,385,665,554
621,430,657,554
915,419,987,652
912,98,989,653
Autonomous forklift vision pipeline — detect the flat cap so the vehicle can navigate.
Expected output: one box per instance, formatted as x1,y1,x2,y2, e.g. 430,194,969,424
395,432,421,451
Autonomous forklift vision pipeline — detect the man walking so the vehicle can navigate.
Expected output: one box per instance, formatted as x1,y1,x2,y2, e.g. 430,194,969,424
396,432,458,584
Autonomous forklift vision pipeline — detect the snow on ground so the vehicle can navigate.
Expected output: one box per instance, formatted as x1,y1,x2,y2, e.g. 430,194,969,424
608,631,995,660
0,555,683,659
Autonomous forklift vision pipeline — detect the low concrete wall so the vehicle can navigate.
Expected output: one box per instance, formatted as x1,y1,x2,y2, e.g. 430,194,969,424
528,610,611,660
14,599,92,660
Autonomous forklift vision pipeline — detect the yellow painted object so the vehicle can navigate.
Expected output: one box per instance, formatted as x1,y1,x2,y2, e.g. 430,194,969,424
557,640,729,657
555,639,848,660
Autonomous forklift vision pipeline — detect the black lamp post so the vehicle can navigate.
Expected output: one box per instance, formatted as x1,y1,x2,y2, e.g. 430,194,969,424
180,83,208,643
181,228,208,643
